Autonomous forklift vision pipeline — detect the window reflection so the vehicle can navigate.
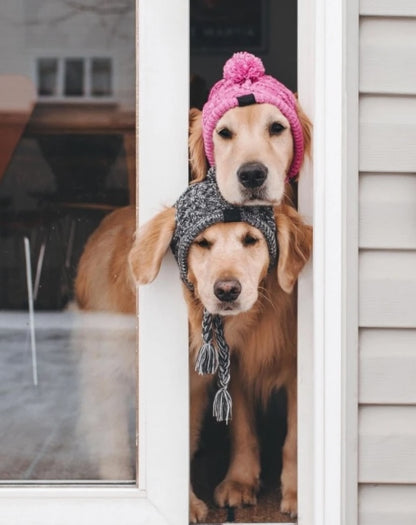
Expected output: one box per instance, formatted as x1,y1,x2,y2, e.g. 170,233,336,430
64,59,85,97
0,0,136,482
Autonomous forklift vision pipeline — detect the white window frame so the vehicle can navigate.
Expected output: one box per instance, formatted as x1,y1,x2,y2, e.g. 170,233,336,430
0,0,359,524
34,54,115,103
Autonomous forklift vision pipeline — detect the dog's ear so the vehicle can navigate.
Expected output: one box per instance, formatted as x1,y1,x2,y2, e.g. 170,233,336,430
128,207,176,284
189,107,208,182
275,204,313,294
296,98,312,162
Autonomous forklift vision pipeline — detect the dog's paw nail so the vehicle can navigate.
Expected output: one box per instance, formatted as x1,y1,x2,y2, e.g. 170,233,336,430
214,479,258,508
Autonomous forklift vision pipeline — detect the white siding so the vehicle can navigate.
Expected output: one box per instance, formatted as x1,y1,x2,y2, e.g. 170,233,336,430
360,329,416,404
360,0,416,17
359,485,416,525
358,3,416,523
360,174,416,249
359,251,416,327
359,406,416,483
360,95,416,173
360,17,416,94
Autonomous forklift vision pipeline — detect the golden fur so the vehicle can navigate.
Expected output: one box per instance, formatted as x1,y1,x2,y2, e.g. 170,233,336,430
74,203,312,521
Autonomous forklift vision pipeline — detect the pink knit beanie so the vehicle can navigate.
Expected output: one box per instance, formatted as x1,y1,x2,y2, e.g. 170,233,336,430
202,52,304,179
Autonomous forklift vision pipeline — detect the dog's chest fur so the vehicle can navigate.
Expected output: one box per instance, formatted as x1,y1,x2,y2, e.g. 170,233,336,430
188,272,296,403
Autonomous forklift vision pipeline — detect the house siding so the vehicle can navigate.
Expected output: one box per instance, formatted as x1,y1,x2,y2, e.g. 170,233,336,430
358,3,416,524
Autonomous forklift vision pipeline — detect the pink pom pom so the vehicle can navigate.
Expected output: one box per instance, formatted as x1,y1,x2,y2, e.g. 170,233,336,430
223,52,265,83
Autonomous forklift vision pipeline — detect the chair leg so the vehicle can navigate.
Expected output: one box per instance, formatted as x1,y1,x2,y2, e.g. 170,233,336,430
23,237,38,386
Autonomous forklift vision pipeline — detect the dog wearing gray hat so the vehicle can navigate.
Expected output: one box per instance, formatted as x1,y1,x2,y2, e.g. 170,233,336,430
128,172,312,521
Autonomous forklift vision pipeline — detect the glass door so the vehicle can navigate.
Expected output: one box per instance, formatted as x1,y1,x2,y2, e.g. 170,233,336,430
0,0,136,484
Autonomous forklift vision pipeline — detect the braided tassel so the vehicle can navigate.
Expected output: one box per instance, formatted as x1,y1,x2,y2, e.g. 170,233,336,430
195,309,219,375
212,315,232,424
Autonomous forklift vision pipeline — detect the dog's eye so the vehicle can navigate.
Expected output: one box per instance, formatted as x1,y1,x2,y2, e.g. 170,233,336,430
195,238,212,249
269,122,286,135
242,234,259,246
217,127,233,139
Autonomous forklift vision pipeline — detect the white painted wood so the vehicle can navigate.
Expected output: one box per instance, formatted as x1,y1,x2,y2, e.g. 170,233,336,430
138,0,190,523
0,488,169,525
360,95,416,173
360,17,416,95
0,1,189,524
359,329,416,404
298,0,359,524
359,250,416,327
360,0,416,17
297,1,315,523
359,484,416,525
359,405,416,483
359,173,416,249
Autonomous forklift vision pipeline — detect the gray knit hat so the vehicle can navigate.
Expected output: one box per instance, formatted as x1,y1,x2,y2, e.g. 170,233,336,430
171,168,278,289
170,168,278,423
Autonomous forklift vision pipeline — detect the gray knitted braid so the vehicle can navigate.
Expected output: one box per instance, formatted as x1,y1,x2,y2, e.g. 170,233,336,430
211,315,232,424
195,309,219,375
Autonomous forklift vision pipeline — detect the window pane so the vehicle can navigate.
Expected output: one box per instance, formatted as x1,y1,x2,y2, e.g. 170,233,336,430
91,58,112,97
0,0,136,484
37,58,58,96
64,59,84,97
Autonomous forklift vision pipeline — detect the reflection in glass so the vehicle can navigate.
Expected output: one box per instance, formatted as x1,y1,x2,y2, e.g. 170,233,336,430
91,58,112,97
0,0,136,483
64,58,84,97
37,58,58,96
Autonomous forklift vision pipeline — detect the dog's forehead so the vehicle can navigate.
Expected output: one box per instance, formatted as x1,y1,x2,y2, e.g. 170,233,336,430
217,103,290,128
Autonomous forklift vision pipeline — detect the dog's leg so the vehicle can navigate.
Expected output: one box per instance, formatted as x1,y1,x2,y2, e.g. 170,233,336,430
280,378,297,517
189,370,211,523
214,367,260,508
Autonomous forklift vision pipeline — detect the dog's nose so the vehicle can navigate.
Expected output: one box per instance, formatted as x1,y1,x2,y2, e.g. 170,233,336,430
237,162,268,189
214,279,242,302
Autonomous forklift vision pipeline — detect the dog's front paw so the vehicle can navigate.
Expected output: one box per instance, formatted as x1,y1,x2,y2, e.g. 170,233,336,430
189,491,208,523
280,489,297,518
214,478,259,508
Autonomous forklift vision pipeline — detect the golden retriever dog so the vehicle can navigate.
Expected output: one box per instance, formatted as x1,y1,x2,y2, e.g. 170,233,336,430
73,198,311,520
189,52,312,206
129,201,311,521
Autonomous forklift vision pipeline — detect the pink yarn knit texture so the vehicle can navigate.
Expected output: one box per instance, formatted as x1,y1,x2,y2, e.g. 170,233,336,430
202,52,304,179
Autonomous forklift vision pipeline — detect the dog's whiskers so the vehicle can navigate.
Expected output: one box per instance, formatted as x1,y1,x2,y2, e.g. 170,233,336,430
258,286,278,314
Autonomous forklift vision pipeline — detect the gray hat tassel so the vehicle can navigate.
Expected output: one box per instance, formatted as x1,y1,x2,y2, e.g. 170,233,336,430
212,315,232,424
194,309,232,424
195,309,219,375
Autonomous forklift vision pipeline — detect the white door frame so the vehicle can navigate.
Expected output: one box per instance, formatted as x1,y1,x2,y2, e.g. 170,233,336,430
297,0,359,525
0,0,359,524
0,1,189,524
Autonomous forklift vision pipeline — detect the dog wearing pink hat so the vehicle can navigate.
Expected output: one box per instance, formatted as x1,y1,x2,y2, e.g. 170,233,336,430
190,52,311,206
